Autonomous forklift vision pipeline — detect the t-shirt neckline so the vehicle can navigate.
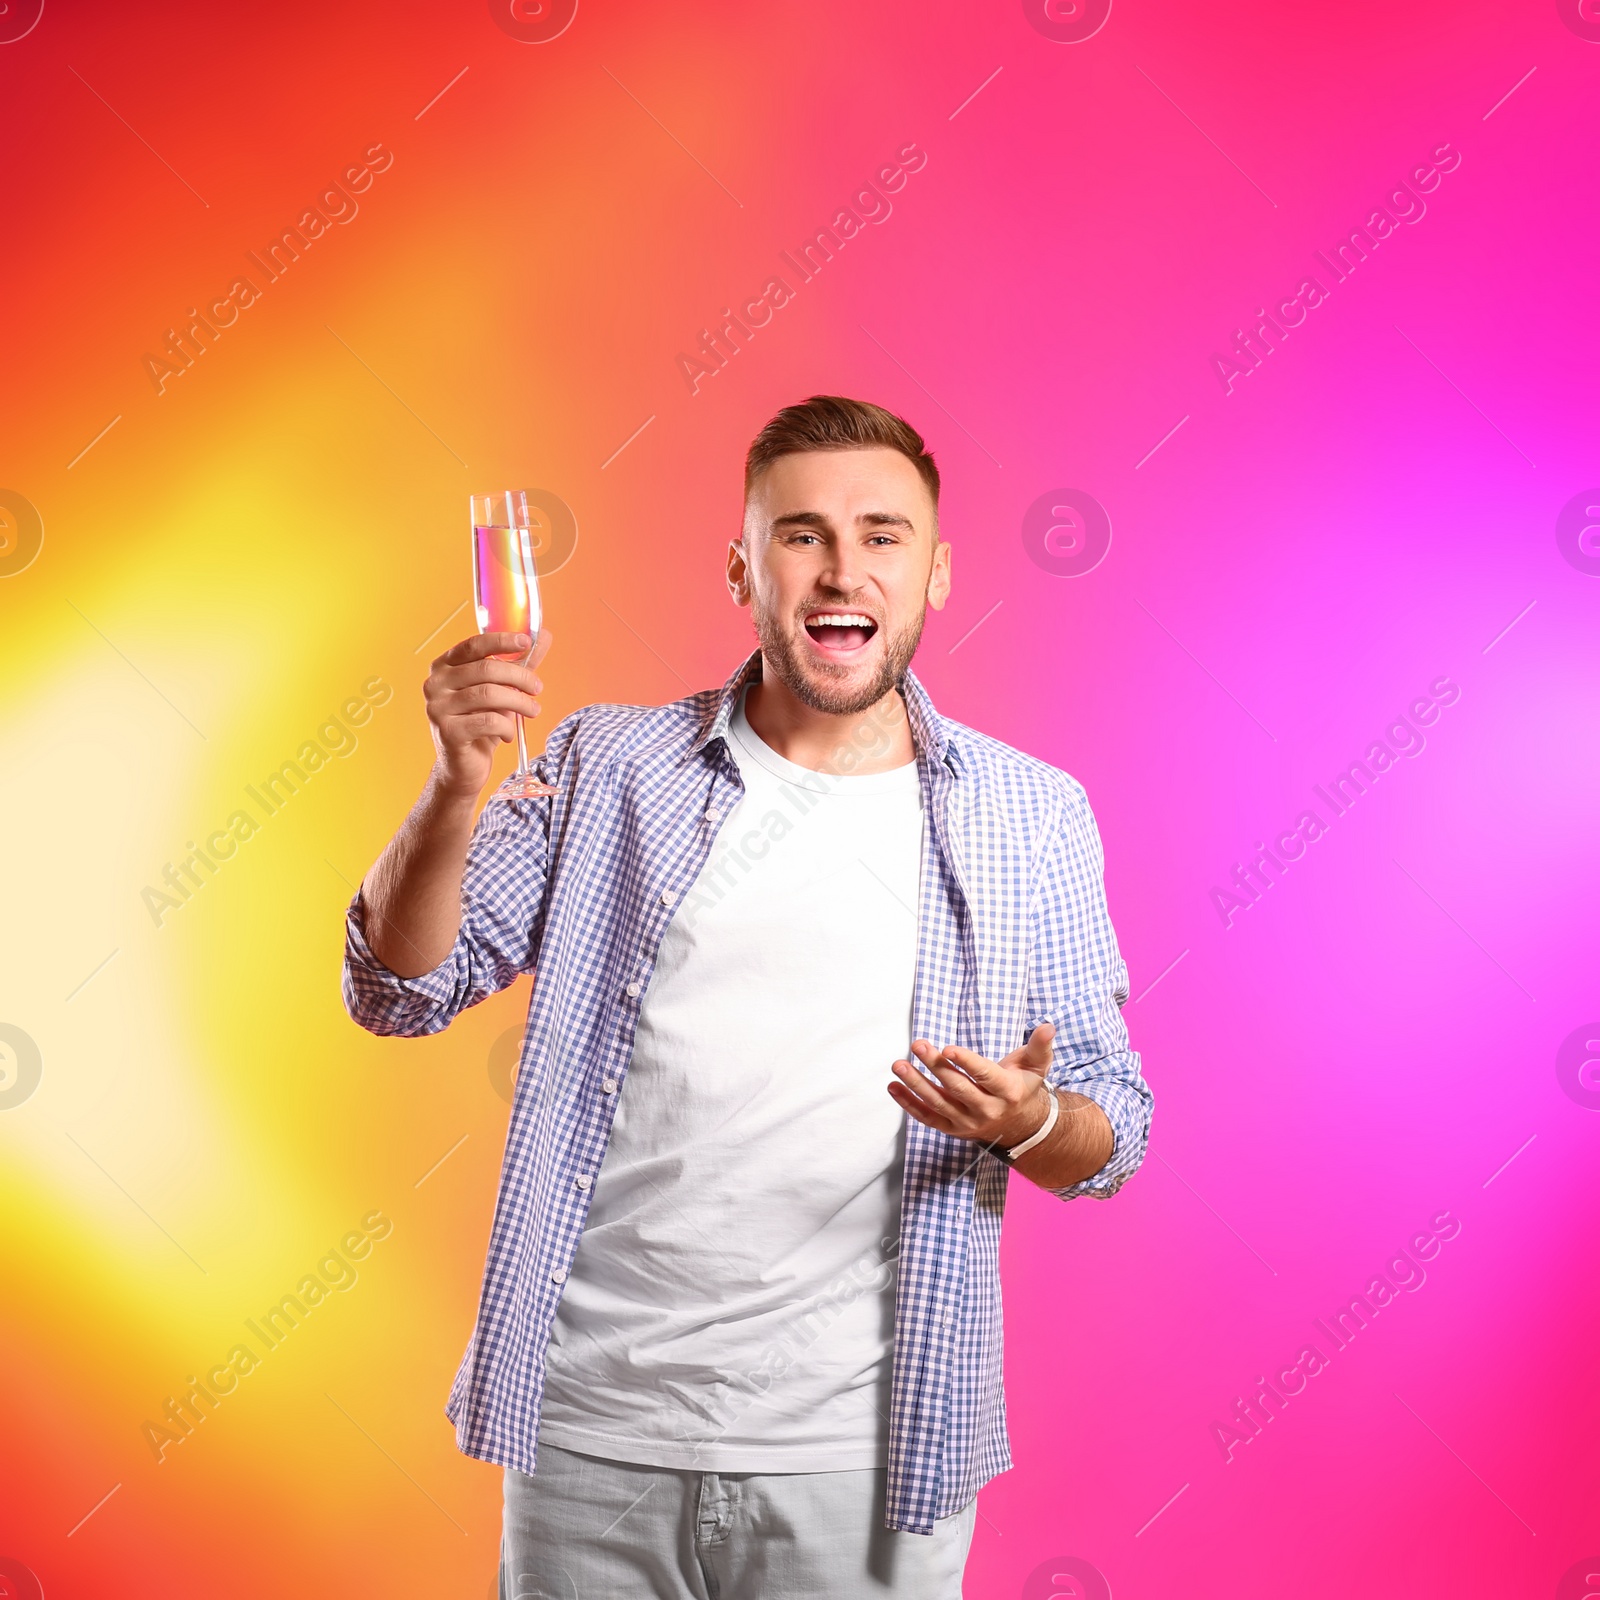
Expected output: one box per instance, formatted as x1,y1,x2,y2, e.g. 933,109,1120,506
728,686,921,795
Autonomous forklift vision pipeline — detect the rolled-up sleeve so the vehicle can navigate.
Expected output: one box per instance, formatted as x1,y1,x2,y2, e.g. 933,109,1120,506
342,785,554,1038
1031,781,1153,1201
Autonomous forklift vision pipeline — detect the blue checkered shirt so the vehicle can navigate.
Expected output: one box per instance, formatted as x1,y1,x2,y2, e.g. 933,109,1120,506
343,651,1152,1534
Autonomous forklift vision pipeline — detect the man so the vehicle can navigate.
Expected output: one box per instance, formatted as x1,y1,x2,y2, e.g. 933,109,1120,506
343,395,1152,1598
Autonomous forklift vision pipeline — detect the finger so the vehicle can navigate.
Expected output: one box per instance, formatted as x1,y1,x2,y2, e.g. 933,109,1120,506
436,683,542,720
886,1080,956,1135
911,1039,957,1073
524,626,553,669
433,659,544,701
934,1043,1001,1088
1017,1023,1056,1076
917,1052,994,1111
891,1057,961,1113
435,632,532,669
444,711,519,744
911,1041,998,1107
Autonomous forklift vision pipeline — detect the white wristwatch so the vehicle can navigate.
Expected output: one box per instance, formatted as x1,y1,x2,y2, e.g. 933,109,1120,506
1003,1084,1059,1162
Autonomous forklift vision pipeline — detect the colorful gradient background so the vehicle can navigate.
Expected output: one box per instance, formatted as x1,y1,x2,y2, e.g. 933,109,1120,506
3,1,1597,1595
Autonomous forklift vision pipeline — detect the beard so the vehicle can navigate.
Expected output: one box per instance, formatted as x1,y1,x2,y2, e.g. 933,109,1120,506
751,593,927,716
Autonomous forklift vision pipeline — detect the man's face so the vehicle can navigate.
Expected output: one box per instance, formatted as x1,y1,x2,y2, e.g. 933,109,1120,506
729,448,951,715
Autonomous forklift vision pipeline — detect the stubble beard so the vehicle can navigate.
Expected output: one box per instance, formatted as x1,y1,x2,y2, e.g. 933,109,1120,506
751,594,927,716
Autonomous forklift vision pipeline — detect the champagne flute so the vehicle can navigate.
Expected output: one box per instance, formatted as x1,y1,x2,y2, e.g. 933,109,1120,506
471,489,558,800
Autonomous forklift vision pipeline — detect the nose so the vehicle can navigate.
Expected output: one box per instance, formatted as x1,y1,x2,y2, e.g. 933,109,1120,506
819,541,865,596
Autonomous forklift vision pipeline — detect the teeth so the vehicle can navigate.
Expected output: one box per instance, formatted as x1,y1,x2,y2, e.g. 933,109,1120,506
808,613,875,627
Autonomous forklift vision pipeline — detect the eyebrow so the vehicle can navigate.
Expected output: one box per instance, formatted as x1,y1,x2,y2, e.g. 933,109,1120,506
770,510,917,532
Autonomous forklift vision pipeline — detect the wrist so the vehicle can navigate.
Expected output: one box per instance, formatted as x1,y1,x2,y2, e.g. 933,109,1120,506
999,1083,1057,1158
426,761,491,808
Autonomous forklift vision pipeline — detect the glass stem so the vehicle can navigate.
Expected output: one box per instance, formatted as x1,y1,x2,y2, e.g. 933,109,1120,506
514,639,536,777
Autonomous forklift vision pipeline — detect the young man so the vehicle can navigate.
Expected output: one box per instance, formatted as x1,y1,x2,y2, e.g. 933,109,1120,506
343,396,1152,1599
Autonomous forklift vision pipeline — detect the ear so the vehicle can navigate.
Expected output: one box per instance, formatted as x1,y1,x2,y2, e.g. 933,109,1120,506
926,537,952,612
726,538,752,607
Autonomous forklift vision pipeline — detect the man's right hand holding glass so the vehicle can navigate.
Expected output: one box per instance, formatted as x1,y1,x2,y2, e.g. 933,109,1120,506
423,628,552,797
361,627,551,977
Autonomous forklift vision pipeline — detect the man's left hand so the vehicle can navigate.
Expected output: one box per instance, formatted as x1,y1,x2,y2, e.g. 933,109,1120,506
887,1023,1116,1190
888,1024,1058,1149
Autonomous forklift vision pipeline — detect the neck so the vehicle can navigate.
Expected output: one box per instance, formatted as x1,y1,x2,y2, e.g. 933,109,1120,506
743,658,916,775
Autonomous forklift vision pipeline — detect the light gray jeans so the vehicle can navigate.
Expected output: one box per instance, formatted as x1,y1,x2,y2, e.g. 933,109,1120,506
501,1443,975,1600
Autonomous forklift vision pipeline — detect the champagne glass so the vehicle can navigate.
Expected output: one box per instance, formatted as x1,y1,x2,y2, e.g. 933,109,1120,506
471,489,558,800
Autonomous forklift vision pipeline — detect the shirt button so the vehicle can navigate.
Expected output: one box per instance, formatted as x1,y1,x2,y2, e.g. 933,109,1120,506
601,1078,618,1094
661,889,677,908
575,1174,592,1191
625,981,641,998
706,809,720,824
550,1268,567,1284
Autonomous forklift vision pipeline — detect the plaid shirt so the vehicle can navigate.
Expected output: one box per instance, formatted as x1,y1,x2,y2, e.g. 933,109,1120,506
342,651,1152,1534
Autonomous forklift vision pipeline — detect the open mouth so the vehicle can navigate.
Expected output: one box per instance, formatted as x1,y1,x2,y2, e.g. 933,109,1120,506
802,611,879,656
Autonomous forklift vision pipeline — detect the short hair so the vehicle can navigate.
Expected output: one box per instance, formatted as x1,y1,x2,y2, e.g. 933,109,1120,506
744,395,940,510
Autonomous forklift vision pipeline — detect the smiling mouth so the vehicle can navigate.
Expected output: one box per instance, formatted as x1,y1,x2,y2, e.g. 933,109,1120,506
803,611,880,655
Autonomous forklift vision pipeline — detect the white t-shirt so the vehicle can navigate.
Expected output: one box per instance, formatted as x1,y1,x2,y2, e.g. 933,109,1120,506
537,691,924,1472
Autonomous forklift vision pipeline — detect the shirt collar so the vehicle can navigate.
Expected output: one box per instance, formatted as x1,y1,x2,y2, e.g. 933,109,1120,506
691,650,764,755
692,650,957,771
